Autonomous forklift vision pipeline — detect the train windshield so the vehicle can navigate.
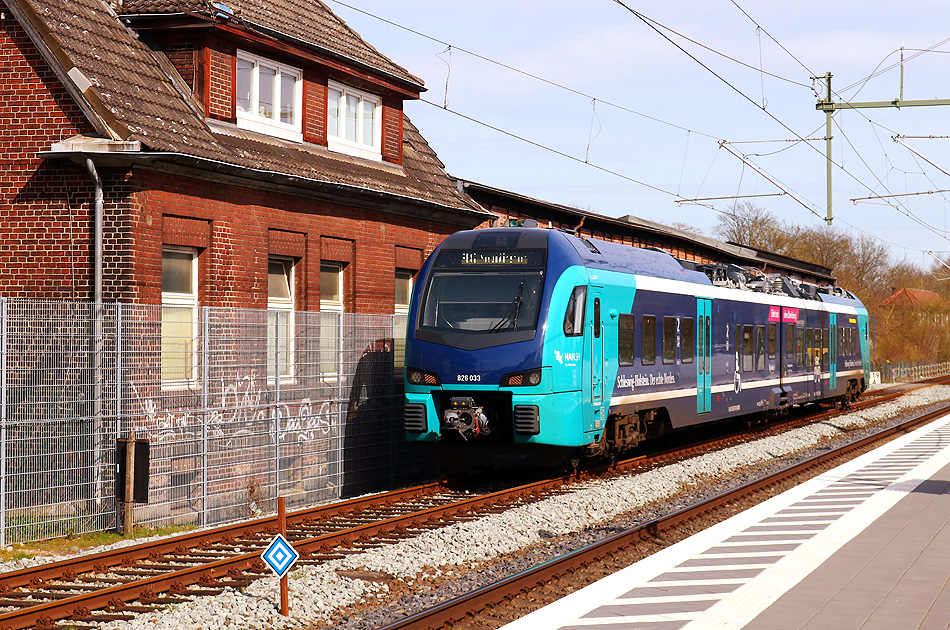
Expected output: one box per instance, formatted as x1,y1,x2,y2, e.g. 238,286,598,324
415,248,546,349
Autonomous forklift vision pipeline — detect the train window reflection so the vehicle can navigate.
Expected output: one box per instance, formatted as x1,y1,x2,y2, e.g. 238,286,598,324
681,317,694,364
662,316,677,364
796,324,805,367
641,315,656,365
755,325,766,371
822,327,830,367
742,325,753,372
618,314,634,366
419,270,544,334
563,286,587,337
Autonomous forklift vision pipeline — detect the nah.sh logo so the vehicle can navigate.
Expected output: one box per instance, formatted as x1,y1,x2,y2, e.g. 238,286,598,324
555,351,581,364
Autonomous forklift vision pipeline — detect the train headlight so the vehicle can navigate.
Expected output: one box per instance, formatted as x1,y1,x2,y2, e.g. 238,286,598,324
407,367,441,386
501,368,542,387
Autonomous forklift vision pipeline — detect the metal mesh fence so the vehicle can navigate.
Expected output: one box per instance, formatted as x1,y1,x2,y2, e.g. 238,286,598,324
0,298,431,545
869,360,950,384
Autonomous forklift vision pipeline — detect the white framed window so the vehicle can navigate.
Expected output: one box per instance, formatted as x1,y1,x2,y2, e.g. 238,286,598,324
394,269,413,370
236,50,303,142
327,81,382,160
162,247,198,387
320,263,344,380
267,258,295,381
394,269,413,315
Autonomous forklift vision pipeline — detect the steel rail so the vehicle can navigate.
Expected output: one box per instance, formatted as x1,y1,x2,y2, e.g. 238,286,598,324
0,481,448,591
0,475,578,630
0,378,945,629
376,402,950,630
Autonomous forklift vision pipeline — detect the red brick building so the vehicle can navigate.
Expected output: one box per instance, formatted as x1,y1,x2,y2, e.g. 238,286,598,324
1,0,490,312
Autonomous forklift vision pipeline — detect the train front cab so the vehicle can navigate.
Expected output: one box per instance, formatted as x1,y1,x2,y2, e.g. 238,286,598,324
403,229,598,467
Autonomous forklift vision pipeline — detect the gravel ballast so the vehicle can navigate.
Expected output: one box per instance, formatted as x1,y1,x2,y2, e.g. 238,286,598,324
20,385,950,630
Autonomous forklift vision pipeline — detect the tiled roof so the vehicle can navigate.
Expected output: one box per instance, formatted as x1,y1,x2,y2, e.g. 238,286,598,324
10,0,483,215
880,288,950,309
119,0,423,87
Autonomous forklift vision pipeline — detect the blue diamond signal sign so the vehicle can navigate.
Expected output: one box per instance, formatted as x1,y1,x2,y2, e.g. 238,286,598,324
261,534,299,578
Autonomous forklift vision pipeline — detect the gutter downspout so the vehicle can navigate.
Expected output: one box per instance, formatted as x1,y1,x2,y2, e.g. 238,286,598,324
86,157,105,507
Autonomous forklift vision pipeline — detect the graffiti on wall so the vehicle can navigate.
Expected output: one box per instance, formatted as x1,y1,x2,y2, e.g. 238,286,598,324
129,375,336,444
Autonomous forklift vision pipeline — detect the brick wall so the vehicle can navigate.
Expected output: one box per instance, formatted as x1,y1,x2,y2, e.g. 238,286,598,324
0,19,99,300
164,41,196,89
303,69,327,145
124,169,450,312
207,39,235,121
0,19,456,311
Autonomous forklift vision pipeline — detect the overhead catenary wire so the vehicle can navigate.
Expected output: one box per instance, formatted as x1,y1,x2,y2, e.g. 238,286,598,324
330,0,950,255
418,98,682,198
325,0,721,140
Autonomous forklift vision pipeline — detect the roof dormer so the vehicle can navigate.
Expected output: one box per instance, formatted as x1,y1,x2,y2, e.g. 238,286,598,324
120,1,424,165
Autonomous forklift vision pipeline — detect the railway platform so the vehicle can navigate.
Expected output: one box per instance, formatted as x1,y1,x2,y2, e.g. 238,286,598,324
500,412,950,630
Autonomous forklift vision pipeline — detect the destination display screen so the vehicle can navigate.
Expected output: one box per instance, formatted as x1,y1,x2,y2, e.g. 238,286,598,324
436,249,545,268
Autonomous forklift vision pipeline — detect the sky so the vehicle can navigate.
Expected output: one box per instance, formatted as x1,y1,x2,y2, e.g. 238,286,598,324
327,1,950,267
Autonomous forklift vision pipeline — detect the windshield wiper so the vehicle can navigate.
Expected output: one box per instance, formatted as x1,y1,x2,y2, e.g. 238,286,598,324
490,280,525,333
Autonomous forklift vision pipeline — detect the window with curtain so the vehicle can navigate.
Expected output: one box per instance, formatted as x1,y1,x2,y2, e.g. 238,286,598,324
235,50,302,142
267,258,294,380
327,81,381,160
162,247,198,386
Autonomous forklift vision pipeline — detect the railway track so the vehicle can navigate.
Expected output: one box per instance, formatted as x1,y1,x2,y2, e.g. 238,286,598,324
377,398,950,630
0,378,945,629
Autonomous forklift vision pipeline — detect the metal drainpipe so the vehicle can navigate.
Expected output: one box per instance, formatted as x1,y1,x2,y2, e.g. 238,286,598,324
86,157,104,506
86,158,103,303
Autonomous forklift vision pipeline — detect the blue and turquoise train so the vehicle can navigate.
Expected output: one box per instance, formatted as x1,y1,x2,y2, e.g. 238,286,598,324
403,226,870,467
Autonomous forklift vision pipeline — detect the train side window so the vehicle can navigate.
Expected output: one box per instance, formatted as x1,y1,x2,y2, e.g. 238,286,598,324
563,286,587,337
838,326,844,356
848,327,854,355
786,323,794,358
806,328,814,366
662,316,677,364
705,316,710,367
755,325,766,370
618,314,635,366
742,324,754,372
822,327,830,367
594,298,601,338
767,322,776,359
641,315,656,365
796,324,805,367
681,317,694,364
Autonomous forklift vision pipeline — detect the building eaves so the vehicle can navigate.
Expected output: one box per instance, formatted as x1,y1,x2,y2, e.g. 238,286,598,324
12,0,484,221
42,138,493,227
119,0,423,88
458,179,835,282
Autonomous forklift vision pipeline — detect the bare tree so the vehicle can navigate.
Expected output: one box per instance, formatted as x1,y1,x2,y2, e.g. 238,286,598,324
670,221,704,236
713,201,788,252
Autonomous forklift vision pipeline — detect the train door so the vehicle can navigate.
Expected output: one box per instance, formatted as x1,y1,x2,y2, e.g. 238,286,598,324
780,306,799,390
697,299,712,414
829,313,837,391
590,291,604,431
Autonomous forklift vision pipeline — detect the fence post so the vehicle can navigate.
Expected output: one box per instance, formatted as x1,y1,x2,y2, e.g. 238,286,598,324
201,307,209,527
115,304,123,532
273,310,281,503
336,312,344,492
116,304,123,436
0,297,7,548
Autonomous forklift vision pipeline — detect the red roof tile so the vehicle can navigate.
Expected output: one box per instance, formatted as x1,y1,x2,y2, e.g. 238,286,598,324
880,288,950,308
9,0,485,215
119,0,423,87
